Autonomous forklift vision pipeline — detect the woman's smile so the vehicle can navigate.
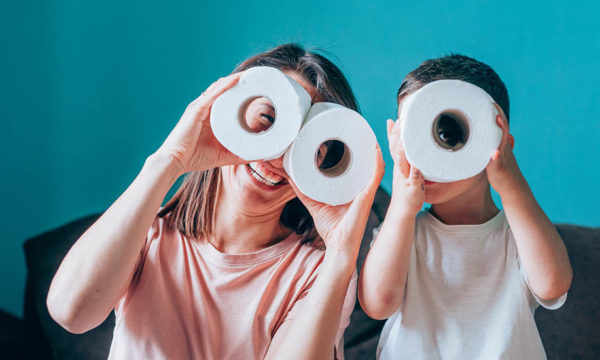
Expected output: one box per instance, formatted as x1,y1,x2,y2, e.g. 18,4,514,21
245,162,288,190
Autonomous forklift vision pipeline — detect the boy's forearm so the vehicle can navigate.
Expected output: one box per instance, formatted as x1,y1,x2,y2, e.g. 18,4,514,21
358,199,415,320
500,180,572,300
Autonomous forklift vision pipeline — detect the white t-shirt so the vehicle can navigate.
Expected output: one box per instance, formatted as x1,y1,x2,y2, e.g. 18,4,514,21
376,210,566,360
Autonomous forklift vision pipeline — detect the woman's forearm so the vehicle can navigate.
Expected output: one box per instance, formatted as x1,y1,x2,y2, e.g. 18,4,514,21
266,250,356,360
47,152,181,333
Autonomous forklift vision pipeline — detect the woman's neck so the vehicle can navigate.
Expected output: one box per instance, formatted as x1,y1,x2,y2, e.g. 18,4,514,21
208,183,292,254
430,184,500,225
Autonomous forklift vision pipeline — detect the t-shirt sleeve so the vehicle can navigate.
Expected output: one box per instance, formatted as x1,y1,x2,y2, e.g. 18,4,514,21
517,255,567,310
370,223,383,248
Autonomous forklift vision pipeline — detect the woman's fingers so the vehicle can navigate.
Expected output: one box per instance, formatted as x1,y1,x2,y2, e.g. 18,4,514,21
287,176,323,216
344,144,385,222
192,73,242,119
367,144,386,196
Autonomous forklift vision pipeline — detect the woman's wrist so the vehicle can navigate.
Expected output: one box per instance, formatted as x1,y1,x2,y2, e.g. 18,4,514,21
323,245,359,274
145,152,185,185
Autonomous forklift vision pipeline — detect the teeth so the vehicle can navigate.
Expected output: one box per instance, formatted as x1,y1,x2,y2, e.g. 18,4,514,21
248,163,283,187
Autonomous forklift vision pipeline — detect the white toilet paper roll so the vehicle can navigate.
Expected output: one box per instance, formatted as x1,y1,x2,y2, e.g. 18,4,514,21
400,79,502,182
210,66,312,161
284,102,377,206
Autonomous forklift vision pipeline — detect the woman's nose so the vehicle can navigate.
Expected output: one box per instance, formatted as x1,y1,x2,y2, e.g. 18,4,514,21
268,156,284,169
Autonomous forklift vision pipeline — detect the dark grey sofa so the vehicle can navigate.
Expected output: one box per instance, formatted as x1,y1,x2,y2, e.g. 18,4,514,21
14,188,600,359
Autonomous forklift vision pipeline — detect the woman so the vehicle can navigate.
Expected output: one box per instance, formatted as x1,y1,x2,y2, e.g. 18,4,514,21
47,44,384,359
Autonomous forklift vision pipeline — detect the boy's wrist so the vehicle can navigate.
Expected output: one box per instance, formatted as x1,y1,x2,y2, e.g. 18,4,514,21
388,197,420,220
495,171,528,201
497,175,533,206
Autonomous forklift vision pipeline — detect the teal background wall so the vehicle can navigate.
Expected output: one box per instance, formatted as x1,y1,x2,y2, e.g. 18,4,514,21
1,1,599,316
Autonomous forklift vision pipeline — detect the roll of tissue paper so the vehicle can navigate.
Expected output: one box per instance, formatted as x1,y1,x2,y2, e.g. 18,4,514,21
400,79,502,182
210,66,312,161
284,102,377,206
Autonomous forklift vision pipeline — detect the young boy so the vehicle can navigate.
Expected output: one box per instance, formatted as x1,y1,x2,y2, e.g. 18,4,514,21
358,55,572,359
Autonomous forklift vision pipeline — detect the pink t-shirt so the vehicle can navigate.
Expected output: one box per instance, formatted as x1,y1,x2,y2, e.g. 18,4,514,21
108,215,356,360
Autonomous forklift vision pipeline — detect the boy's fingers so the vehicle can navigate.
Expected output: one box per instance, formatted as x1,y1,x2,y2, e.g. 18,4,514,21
496,115,511,152
392,118,403,138
490,149,501,163
409,165,423,184
397,146,411,178
386,119,394,138
493,102,508,124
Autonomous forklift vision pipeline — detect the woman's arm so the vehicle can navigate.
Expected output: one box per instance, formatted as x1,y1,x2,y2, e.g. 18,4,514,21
47,154,180,333
266,251,356,360
358,119,424,320
487,109,572,301
47,74,243,334
265,145,385,360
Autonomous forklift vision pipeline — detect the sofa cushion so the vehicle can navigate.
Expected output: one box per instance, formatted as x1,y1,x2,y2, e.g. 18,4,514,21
535,224,600,360
23,213,114,360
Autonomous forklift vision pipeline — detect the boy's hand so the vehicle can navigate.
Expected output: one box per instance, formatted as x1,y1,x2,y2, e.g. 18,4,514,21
486,104,527,197
387,119,425,216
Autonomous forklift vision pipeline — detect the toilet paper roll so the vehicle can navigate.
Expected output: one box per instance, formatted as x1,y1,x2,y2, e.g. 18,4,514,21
400,79,502,182
210,66,312,161
284,102,377,206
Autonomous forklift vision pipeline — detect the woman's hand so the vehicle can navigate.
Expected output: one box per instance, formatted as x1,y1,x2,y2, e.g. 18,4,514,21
267,144,383,359
290,144,385,258
155,73,246,175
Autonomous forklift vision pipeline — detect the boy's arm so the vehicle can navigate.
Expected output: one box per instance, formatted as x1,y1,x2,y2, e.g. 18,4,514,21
358,119,425,320
487,107,572,302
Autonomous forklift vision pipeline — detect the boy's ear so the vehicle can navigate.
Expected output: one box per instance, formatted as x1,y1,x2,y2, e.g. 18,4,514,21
509,134,515,149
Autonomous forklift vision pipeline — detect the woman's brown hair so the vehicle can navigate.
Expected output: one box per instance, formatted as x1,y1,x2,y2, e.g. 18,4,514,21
158,43,358,242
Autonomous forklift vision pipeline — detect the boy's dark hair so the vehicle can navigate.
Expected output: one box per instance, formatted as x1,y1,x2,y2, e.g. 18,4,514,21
398,54,510,121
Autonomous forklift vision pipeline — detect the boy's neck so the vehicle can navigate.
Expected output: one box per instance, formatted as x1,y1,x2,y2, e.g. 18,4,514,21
429,185,500,225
